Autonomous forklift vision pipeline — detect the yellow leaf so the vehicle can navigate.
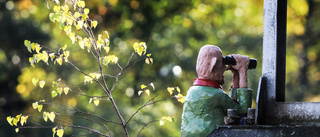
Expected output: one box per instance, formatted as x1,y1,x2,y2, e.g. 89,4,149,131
39,80,45,88
24,40,32,52
103,55,118,66
167,87,174,95
63,87,69,95
32,102,38,109
42,51,49,63
91,20,98,29
64,51,70,62
104,46,110,53
147,54,151,57
37,105,43,112
138,90,143,96
20,116,28,126
68,32,76,44
32,78,39,86
141,84,147,89
159,116,173,125
7,116,13,126
61,5,69,12
77,20,84,29
175,93,185,103
78,37,85,49
43,112,49,122
176,87,181,93
52,127,56,133
35,44,42,53
48,112,55,122
57,129,64,137
84,8,89,14
93,98,99,106
56,58,63,65
15,128,19,133
13,114,21,126
64,25,72,35
53,5,60,13
74,12,80,19
77,1,85,8
145,89,150,96
57,88,63,95
49,53,55,61
133,42,147,56
61,44,67,50
52,91,58,98
31,43,37,51
84,76,93,84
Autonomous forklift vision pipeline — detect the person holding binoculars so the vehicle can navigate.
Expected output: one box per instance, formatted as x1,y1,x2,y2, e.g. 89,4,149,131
180,45,255,137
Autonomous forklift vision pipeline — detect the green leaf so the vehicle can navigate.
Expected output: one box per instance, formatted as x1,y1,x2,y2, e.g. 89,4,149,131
51,91,58,98
59,23,65,30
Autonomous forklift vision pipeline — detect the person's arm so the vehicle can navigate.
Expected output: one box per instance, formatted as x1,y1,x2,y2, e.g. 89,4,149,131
228,54,250,88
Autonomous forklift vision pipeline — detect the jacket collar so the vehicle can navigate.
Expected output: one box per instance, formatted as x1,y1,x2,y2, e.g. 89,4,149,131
193,78,222,89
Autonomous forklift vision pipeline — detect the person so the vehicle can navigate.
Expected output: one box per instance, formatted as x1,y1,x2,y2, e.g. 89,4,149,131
180,45,252,137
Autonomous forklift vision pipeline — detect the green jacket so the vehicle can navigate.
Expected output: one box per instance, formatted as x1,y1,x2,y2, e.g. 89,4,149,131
180,86,252,137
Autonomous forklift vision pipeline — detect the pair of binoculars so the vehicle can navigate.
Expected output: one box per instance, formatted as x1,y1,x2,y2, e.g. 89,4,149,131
222,56,257,69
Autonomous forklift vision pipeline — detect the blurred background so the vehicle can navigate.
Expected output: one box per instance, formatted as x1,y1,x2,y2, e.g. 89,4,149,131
0,0,319,136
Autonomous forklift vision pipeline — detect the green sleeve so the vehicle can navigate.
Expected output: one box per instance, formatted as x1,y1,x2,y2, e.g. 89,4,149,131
220,88,252,116
236,88,252,116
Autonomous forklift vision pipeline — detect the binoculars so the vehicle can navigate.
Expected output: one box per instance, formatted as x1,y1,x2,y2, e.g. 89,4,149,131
223,56,257,69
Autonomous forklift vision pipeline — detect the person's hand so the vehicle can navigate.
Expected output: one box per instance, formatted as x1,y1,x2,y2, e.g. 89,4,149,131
228,54,250,88
229,54,250,73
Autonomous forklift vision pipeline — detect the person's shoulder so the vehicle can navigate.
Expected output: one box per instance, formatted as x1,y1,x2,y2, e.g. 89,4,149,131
188,86,223,93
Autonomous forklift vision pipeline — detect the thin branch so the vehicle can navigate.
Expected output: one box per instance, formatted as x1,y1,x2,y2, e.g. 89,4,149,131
69,104,122,125
67,61,109,97
71,125,110,137
125,91,173,127
136,120,159,137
